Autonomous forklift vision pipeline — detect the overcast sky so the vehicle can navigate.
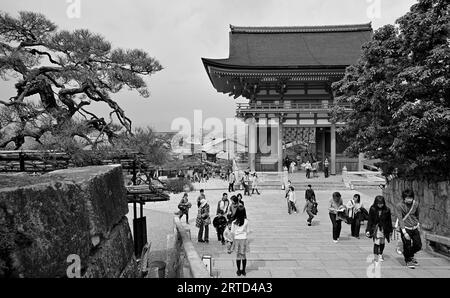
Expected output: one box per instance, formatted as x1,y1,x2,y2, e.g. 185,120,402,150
0,0,417,132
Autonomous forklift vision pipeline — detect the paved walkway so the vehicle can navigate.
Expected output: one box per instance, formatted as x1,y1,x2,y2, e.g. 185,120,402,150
141,188,450,278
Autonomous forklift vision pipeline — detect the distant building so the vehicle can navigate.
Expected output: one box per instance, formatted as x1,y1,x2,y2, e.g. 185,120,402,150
202,137,246,161
202,23,373,173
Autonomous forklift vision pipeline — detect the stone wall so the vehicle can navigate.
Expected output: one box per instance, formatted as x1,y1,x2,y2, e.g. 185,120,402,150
165,217,210,278
383,179,450,237
0,165,139,278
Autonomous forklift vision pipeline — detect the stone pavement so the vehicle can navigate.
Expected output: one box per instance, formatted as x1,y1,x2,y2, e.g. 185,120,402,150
143,188,450,278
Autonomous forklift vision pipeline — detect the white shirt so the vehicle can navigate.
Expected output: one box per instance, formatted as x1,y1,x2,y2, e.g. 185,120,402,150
288,191,296,203
231,219,249,240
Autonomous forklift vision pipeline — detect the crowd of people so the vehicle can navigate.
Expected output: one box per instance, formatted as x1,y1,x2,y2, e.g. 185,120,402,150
176,177,422,276
176,188,250,276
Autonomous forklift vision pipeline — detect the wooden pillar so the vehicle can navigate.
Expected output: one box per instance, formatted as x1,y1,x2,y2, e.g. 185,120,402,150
278,118,283,172
247,118,257,172
321,130,326,170
331,124,336,175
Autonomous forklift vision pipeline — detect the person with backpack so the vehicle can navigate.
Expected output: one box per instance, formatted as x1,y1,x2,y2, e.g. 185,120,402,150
395,189,421,269
365,196,393,262
303,189,317,226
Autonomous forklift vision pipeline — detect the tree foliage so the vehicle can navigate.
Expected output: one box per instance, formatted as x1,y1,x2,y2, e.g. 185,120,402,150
113,126,170,166
332,0,449,180
0,11,162,149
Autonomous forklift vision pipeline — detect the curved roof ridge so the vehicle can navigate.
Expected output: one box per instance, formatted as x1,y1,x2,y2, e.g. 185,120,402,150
230,23,372,33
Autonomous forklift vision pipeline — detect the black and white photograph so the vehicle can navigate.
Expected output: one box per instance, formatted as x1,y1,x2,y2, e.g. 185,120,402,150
0,0,449,286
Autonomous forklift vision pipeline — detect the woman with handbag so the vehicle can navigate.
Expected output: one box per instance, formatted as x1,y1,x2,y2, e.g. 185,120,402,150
328,192,346,243
197,198,211,243
346,194,365,238
365,196,393,262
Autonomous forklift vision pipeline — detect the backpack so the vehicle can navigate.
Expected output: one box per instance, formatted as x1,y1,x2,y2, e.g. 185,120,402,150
311,202,318,215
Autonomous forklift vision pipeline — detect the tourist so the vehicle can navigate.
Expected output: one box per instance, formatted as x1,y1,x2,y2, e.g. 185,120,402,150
347,194,364,238
365,195,393,262
396,189,421,269
241,172,251,196
228,171,236,192
177,193,192,224
251,173,261,195
287,186,298,214
216,193,230,216
231,206,250,277
228,195,239,222
237,193,245,206
324,158,329,178
213,210,228,245
290,160,296,173
312,161,319,178
304,185,317,226
196,198,210,243
197,189,205,208
305,161,312,179
328,192,346,243
223,222,234,253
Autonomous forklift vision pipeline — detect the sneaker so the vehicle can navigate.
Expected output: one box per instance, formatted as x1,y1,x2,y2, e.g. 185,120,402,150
406,261,416,269
333,240,338,243
396,248,403,255
241,270,246,276
236,270,242,276
308,223,312,226
378,255,384,262
205,240,209,243
412,258,419,266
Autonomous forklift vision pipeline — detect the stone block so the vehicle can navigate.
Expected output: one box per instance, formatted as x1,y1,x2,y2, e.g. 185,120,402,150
0,165,131,278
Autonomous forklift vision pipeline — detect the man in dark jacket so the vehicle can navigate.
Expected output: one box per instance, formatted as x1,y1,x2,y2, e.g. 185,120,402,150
396,189,421,269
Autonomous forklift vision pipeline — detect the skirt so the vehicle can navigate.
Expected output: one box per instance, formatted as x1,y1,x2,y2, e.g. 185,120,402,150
374,227,385,245
234,239,250,259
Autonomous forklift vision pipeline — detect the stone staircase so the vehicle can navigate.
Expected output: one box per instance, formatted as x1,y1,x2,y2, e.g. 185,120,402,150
192,189,450,278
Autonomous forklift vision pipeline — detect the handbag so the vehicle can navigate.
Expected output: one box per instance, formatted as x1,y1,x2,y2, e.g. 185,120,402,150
394,200,415,232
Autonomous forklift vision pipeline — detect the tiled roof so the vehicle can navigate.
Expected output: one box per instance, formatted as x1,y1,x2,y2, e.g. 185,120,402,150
230,23,372,33
203,23,372,68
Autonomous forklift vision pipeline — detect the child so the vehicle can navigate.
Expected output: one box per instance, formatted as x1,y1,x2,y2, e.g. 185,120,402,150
223,222,234,253
231,206,249,276
366,196,393,262
177,193,191,224
287,186,298,214
213,210,228,245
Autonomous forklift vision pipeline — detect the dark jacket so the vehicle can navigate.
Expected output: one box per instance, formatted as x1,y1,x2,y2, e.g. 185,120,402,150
305,189,316,201
213,215,228,230
366,206,393,242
